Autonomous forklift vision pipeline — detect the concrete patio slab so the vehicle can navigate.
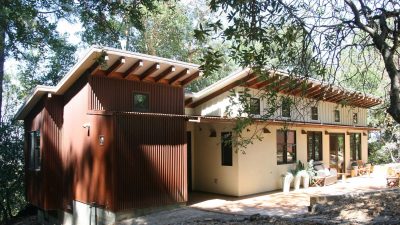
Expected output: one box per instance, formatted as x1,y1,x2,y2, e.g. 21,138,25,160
189,174,390,217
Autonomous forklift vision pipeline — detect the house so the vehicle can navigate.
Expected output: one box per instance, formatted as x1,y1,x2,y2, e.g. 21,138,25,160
15,46,381,224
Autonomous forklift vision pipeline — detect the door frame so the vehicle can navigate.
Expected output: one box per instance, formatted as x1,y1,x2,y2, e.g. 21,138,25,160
186,131,192,192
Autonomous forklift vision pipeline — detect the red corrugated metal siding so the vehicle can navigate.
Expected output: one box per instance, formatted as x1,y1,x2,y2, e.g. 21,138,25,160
24,98,45,209
42,95,64,209
89,76,184,114
112,113,187,211
25,95,65,210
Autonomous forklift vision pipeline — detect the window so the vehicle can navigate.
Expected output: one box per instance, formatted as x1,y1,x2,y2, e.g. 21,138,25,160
311,107,318,120
350,133,361,161
281,98,291,117
250,98,260,115
277,130,296,164
334,110,340,122
353,113,358,124
221,132,232,166
133,93,149,112
307,132,322,161
28,131,41,171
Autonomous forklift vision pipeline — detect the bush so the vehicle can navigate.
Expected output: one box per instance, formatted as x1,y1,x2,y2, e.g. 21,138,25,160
0,122,26,223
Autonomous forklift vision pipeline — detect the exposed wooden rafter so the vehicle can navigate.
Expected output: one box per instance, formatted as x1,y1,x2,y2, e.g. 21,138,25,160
106,57,125,76
139,63,160,80
169,68,189,85
188,74,255,108
123,60,143,78
181,71,201,86
154,66,176,82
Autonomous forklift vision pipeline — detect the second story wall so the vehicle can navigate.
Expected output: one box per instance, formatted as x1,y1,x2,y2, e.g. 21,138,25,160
190,87,368,126
89,76,184,114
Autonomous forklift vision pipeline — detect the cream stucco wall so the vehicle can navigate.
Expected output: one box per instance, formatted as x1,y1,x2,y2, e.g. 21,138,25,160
190,121,369,196
191,122,240,196
191,87,368,127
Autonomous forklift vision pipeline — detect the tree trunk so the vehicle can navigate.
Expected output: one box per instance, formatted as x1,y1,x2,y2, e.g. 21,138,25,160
0,28,5,123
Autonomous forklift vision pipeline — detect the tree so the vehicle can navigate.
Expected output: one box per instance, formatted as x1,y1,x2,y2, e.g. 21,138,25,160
191,0,400,149
196,0,399,122
0,0,166,122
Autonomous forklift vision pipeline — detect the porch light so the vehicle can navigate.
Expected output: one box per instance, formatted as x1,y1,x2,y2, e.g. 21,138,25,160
301,130,307,134
263,128,271,133
209,129,217,137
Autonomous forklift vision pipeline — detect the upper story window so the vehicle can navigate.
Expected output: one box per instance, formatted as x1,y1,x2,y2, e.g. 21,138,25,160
133,93,149,112
334,110,340,122
281,98,291,118
311,106,318,120
353,113,358,124
221,132,233,166
277,130,296,164
250,98,260,115
28,131,41,171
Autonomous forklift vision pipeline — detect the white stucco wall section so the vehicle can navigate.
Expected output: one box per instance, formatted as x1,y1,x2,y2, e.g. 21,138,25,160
191,123,240,196
191,87,368,127
189,121,369,197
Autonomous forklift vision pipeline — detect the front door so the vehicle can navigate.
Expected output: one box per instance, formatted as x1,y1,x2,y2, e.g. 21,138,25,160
329,133,345,173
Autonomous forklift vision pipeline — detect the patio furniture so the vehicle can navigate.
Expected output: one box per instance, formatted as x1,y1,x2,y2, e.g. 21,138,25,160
386,167,399,188
313,162,338,186
311,176,325,187
337,172,350,182
386,177,399,188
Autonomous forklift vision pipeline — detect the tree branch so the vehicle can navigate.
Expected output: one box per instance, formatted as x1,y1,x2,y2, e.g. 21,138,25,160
344,0,376,35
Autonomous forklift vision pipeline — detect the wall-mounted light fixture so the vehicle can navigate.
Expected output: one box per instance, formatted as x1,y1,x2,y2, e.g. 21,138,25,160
209,129,217,137
363,132,367,136
104,55,109,61
48,93,52,98
301,130,307,134
263,128,271,133
325,130,329,135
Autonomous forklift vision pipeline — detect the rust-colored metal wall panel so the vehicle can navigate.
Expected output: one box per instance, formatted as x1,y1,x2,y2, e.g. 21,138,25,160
112,113,187,211
24,95,64,210
62,74,114,210
42,95,64,209
89,76,184,114
24,98,45,209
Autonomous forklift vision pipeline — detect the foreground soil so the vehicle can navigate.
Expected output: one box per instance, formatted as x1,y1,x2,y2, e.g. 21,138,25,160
6,189,400,225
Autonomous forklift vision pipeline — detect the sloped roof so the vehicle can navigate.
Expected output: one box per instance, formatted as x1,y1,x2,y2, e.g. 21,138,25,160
185,68,382,108
15,46,200,120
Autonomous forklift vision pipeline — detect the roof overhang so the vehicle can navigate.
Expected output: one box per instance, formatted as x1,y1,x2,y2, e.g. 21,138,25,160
188,116,380,131
185,68,382,108
15,46,201,120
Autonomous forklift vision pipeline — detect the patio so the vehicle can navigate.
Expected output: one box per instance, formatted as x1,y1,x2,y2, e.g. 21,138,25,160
189,173,389,217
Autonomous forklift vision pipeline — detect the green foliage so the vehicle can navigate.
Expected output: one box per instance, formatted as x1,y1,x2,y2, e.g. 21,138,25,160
290,160,305,176
0,122,25,223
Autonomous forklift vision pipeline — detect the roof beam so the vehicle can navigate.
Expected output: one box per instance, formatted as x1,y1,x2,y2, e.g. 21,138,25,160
123,60,143,78
185,97,193,106
169,68,190,85
106,57,125,76
153,66,176,82
139,63,160,80
181,71,201,86
291,82,313,96
254,75,280,89
188,74,254,108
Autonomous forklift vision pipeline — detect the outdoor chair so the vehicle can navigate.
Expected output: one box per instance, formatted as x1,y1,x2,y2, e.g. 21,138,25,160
386,167,399,188
312,162,338,186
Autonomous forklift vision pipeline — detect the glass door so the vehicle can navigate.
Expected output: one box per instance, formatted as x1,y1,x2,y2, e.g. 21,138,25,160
329,133,345,173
